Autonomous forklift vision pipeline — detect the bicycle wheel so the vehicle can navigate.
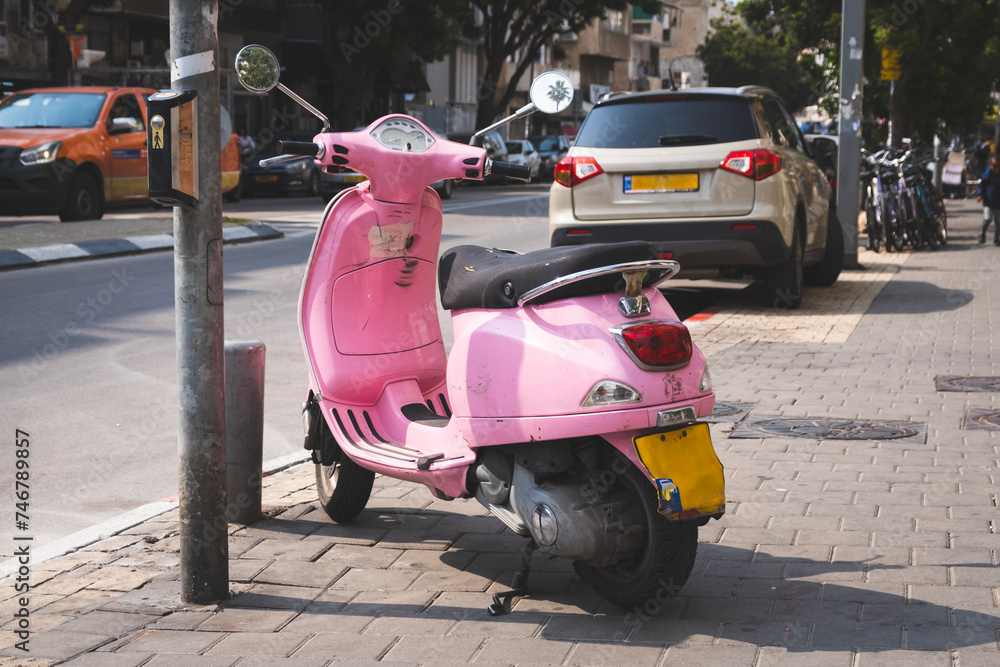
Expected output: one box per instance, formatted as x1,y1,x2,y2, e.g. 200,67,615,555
901,189,925,250
883,191,905,252
912,194,939,250
917,182,948,246
865,185,884,253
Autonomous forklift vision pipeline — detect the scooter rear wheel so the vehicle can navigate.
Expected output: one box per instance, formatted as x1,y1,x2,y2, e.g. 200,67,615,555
315,456,375,522
574,463,698,611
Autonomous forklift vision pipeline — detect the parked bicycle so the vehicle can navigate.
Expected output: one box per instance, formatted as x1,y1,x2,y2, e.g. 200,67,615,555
861,148,947,253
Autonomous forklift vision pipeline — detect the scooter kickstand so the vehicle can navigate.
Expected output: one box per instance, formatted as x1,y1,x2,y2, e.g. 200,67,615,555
487,540,537,617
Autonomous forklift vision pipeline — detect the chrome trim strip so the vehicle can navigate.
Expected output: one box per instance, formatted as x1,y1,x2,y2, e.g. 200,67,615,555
516,260,680,306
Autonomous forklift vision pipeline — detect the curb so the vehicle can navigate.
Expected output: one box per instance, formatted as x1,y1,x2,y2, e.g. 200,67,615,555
0,220,283,272
0,451,310,581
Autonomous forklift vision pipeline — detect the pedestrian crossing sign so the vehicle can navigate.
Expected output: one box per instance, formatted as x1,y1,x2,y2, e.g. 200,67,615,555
150,115,165,150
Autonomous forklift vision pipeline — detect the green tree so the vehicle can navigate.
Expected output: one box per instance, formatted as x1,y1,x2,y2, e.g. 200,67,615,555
460,0,661,129
696,6,819,111
737,0,1000,147
309,0,469,128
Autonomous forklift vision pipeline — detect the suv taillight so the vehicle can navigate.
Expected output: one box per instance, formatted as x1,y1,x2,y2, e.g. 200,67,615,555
615,320,693,369
721,148,783,180
554,156,604,187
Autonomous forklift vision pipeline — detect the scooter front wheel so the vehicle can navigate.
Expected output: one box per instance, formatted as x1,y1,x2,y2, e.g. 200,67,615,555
315,456,375,522
574,463,698,610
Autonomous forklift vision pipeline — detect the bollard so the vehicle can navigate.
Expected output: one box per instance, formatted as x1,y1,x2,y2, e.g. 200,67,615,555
225,340,265,525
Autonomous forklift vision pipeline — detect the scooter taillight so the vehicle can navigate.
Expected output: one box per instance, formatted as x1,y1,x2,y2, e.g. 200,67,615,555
614,320,693,370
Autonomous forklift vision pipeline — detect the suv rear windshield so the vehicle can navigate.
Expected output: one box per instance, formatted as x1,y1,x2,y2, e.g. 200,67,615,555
575,95,758,149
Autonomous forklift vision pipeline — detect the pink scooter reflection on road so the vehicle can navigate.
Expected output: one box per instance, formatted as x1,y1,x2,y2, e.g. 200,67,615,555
235,44,725,614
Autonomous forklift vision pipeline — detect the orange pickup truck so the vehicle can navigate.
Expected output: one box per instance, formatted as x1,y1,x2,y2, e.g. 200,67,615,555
0,86,240,221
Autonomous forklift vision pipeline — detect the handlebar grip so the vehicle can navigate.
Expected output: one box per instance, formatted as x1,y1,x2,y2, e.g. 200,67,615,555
276,140,321,157
489,160,531,181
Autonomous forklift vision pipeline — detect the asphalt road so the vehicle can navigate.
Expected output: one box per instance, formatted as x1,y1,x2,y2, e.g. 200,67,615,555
0,183,747,548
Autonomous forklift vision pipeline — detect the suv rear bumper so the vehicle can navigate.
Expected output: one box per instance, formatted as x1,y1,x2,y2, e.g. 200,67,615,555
551,220,792,271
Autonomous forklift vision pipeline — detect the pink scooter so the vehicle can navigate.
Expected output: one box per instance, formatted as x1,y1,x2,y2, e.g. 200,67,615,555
236,46,726,613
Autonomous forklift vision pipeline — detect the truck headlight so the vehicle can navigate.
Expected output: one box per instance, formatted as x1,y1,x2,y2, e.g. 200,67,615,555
19,141,62,166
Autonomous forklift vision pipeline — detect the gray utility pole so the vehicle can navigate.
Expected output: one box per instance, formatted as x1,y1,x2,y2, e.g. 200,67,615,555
170,0,228,603
837,0,866,270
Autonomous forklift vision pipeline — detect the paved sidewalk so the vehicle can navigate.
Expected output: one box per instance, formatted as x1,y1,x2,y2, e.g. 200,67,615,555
0,216,282,270
3,199,1000,666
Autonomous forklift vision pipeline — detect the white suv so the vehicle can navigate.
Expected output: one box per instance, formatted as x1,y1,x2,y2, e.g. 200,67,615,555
548,87,843,308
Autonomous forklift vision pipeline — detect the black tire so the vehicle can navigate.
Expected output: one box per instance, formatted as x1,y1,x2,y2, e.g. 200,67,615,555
59,172,103,222
438,179,453,199
315,455,375,522
224,182,242,203
805,205,844,286
884,197,905,252
765,224,804,309
306,170,320,197
574,463,698,610
925,186,948,246
865,189,884,253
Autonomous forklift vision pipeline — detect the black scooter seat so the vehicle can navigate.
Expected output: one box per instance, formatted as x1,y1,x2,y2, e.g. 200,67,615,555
438,242,659,310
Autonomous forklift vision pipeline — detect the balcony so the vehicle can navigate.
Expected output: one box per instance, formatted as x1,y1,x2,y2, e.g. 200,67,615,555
575,26,631,62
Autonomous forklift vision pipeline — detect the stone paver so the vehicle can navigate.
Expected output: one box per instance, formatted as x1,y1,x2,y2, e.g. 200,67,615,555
3,200,1000,664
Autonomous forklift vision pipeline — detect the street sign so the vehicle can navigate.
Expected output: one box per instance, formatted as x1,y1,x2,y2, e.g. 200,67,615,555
882,48,902,81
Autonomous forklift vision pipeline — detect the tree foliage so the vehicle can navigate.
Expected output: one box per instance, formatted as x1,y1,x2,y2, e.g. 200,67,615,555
696,6,819,112
731,0,1000,147
309,0,469,128
459,0,661,128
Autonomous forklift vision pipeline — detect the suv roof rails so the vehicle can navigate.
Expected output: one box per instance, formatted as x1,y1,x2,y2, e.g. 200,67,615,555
598,91,632,103
735,85,778,96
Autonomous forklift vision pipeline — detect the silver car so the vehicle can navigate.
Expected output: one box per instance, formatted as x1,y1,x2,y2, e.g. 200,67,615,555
549,87,843,309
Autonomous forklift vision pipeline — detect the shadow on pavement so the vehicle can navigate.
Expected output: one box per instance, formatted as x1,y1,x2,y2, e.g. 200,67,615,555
219,506,1000,653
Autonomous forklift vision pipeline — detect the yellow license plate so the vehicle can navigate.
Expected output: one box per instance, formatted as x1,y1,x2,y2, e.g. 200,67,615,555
345,174,366,183
633,422,725,520
255,175,278,182
624,173,699,194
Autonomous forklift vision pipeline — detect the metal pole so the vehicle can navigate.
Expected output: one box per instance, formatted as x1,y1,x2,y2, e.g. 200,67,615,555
886,81,894,148
170,0,228,603
225,340,265,525
837,0,866,270
933,134,944,193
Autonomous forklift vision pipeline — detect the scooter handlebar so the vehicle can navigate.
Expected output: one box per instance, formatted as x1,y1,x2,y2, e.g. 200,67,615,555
488,159,531,182
276,140,323,158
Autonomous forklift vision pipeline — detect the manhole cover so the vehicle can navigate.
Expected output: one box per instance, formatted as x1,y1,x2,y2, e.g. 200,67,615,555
707,401,757,423
963,409,1000,430
936,376,1000,392
730,416,927,443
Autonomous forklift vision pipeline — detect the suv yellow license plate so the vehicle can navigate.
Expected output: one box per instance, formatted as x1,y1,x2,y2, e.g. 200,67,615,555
624,173,699,194
255,175,278,182
632,422,725,520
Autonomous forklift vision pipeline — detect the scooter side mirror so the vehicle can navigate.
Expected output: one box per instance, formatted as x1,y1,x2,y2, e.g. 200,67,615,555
235,44,280,94
529,71,574,115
